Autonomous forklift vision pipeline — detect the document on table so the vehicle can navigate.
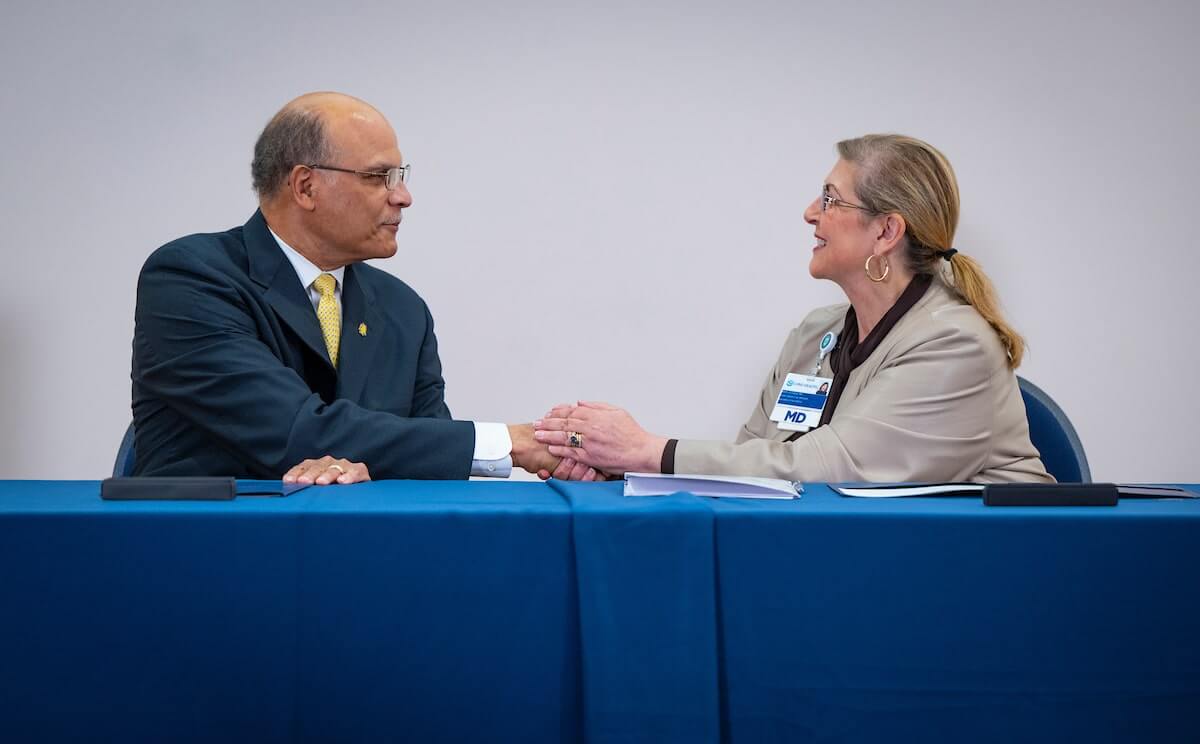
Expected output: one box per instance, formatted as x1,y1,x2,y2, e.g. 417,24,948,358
236,480,311,497
624,472,801,499
832,483,983,498
832,483,1199,499
1115,485,1199,499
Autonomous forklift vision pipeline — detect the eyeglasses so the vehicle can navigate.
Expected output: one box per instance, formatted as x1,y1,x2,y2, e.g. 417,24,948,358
308,163,411,190
820,188,874,213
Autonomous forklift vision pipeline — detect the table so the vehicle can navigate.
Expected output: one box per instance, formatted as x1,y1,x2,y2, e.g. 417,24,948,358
3,480,1198,743
1,481,580,742
704,487,1200,743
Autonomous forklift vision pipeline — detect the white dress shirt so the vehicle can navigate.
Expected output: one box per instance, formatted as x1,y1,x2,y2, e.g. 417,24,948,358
269,228,512,477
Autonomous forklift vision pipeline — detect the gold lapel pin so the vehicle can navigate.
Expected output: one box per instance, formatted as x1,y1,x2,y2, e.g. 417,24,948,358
358,323,368,337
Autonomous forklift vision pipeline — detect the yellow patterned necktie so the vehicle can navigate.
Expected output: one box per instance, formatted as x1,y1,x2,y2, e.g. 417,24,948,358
313,273,340,368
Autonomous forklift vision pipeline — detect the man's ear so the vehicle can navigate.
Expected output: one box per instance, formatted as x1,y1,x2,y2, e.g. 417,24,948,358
288,165,318,211
875,212,907,253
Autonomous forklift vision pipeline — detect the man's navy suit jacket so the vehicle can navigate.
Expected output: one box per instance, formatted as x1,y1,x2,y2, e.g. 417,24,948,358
131,210,475,478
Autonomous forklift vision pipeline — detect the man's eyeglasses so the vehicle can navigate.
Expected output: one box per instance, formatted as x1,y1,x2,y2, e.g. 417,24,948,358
308,163,411,190
820,189,873,213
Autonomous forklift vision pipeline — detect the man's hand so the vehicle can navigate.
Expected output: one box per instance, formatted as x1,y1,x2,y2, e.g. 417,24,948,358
541,457,606,482
507,423,560,475
283,456,371,485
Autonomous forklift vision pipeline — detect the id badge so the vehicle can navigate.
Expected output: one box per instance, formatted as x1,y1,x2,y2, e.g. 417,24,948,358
769,373,833,432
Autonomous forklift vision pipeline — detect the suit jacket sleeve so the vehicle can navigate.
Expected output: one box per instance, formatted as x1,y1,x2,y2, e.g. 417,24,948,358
408,301,454,420
674,320,998,483
134,242,475,479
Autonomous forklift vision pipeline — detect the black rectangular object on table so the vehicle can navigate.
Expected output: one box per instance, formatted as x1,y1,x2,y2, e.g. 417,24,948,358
101,477,236,501
983,482,1119,506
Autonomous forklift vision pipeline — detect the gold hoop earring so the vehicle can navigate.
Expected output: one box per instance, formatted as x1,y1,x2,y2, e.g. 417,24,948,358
865,254,889,282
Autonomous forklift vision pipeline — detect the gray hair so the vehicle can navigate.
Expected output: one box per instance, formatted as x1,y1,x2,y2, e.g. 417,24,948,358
251,106,333,199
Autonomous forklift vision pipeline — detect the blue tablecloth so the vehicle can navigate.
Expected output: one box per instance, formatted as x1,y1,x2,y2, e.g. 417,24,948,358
3,479,1198,743
0,480,580,743
549,480,720,743
707,485,1200,743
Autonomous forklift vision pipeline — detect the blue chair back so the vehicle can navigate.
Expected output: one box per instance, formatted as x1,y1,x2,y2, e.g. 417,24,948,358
1017,376,1090,483
113,422,136,477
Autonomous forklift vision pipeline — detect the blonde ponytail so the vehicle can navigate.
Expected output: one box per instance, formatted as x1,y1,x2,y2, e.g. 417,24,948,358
945,253,1025,368
837,134,1026,368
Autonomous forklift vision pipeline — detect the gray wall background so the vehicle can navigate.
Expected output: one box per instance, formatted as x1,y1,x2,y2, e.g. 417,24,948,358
1,0,1196,481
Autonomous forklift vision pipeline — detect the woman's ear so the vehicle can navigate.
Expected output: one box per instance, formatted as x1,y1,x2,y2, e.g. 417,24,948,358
876,212,907,252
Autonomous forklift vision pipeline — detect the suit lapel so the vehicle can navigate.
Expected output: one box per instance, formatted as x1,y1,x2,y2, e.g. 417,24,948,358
244,211,332,367
336,263,382,402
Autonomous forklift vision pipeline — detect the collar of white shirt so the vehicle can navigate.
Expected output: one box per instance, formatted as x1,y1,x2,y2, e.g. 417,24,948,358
268,227,346,311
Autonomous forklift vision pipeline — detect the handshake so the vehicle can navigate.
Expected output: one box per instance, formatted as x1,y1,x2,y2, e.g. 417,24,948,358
284,401,669,486
513,401,670,482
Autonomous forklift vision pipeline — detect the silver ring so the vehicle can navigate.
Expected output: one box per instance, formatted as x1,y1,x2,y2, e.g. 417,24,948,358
567,431,584,449
328,463,346,474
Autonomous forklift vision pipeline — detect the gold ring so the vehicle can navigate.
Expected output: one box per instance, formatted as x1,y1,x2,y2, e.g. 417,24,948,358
328,463,346,474
567,431,584,449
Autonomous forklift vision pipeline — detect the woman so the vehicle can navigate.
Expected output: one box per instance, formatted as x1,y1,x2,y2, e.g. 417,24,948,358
534,134,1052,484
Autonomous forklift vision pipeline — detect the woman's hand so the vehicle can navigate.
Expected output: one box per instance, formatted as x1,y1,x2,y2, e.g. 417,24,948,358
282,456,371,485
533,401,668,476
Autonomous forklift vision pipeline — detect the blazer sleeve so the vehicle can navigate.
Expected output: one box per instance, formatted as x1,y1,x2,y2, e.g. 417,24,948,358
409,301,454,420
674,320,998,482
134,244,475,479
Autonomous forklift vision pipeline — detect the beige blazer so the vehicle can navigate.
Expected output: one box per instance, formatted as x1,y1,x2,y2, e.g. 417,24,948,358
675,280,1053,483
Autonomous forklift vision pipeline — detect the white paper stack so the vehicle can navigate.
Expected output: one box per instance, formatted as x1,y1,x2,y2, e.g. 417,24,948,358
832,483,984,498
623,472,801,499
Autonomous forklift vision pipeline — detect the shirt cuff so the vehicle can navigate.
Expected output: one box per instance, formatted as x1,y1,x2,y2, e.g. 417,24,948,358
470,421,513,478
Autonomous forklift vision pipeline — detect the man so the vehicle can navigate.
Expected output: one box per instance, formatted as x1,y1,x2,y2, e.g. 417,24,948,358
131,91,566,483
